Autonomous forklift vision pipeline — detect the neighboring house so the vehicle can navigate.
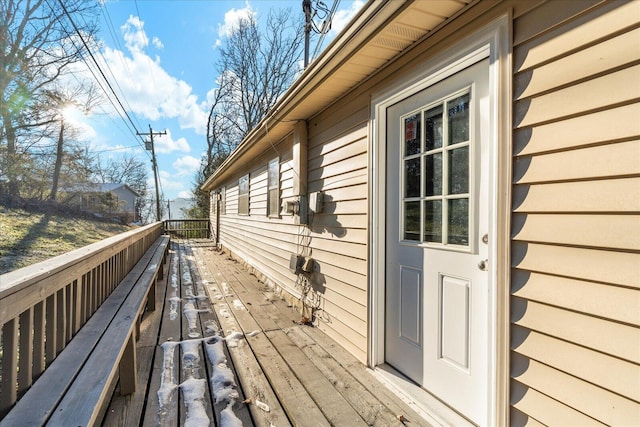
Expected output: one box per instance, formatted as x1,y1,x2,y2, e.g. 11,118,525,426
202,1,640,425
63,183,139,222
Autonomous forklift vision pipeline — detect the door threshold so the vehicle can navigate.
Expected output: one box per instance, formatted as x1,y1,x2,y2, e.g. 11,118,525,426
371,364,476,427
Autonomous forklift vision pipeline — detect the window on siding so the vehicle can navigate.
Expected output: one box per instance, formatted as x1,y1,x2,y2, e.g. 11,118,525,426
267,157,280,217
238,174,249,215
220,187,226,215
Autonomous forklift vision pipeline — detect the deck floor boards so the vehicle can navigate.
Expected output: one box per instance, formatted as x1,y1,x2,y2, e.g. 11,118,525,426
104,238,434,427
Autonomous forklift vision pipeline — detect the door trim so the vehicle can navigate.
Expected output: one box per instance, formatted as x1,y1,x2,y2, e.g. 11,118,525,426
369,15,511,426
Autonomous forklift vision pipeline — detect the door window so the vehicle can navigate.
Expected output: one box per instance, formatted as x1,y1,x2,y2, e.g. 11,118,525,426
402,90,472,247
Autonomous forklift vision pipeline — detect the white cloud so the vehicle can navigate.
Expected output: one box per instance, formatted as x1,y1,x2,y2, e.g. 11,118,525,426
216,2,255,46
329,0,365,37
153,129,190,154
178,190,194,199
152,36,164,49
121,15,149,52
172,155,201,176
89,17,208,135
158,170,184,191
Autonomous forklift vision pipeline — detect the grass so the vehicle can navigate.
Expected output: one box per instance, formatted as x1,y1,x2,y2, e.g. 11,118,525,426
0,207,134,275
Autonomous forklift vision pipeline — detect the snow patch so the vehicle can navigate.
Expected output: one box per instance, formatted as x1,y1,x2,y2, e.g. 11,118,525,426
224,331,244,348
205,336,226,365
205,319,220,334
157,342,179,420
218,305,230,318
183,301,201,338
181,339,202,371
204,334,243,423
233,299,246,311
180,377,210,427
221,401,243,427
255,399,270,412
169,296,181,320
210,363,239,403
221,282,233,296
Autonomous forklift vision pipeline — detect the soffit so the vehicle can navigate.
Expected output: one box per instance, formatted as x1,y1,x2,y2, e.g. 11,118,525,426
203,0,472,190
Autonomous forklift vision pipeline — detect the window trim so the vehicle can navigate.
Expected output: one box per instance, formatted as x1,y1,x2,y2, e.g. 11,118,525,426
238,174,249,216
220,187,226,215
267,157,280,218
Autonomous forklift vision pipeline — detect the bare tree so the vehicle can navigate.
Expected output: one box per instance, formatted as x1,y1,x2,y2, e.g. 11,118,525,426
193,7,304,218
44,82,101,201
0,0,99,197
212,8,304,150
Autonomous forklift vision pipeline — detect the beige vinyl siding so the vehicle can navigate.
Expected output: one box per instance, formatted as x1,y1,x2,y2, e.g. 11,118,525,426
225,185,238,215
211,132,369,361
250,167,268,216
302,99,370,362
280,159,295,201
216,138,292,277
511,1,640,425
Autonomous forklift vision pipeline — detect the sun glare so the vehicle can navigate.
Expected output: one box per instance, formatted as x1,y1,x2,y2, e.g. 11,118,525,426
61,104,78,121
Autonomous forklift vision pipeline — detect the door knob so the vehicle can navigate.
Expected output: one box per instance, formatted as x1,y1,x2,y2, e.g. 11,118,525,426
478,259,488,271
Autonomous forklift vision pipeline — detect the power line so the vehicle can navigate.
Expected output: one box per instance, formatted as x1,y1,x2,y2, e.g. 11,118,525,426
56,0,146,151
312,0,340,61
137,125,167,222
303,0,339,67
52,15,141,146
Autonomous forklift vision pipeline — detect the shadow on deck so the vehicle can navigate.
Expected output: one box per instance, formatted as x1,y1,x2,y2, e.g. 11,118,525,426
104,239,433,427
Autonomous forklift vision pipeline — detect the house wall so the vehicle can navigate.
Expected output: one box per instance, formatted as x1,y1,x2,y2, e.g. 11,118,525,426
209,0,639,423
213,115,371,361
305,99,371,361
111,187,137,214
510,1,640,425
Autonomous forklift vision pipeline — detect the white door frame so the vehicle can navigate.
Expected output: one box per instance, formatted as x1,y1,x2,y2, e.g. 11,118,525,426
369,16,512,426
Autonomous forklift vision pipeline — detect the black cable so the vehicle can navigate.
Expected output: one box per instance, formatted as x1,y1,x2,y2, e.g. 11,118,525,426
56,0,147,150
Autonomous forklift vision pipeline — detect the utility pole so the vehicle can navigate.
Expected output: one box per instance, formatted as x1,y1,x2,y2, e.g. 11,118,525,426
302,0,336,68
303,0,312,68
138,125,166,222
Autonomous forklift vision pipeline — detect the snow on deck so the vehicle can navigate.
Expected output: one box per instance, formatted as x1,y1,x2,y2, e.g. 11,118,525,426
103,239,433,427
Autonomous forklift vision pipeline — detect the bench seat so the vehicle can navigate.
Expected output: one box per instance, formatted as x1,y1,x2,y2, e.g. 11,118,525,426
1,235,170,427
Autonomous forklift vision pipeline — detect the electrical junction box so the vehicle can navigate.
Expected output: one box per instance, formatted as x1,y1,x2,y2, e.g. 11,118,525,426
289,254,304,274
301,256,314,273
308,191,324,214
282,199,298,215
289,254,314,274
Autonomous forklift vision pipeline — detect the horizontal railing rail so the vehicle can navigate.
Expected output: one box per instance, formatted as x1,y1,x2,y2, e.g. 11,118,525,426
164,218,210,239
0,222,164,418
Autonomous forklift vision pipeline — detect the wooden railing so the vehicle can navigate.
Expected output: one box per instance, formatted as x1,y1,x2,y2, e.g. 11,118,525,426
0,222,164,417
164,219,210,239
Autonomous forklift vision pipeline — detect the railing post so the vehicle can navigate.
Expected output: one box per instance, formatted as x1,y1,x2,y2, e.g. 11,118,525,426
45,294,57,367
18,309,34,397
1,318,18,416
33,301,46,379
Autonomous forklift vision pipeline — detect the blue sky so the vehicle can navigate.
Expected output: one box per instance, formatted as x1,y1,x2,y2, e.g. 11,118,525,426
66,0,364,202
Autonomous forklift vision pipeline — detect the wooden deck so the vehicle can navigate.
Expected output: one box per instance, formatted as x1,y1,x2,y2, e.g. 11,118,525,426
103,239,432,426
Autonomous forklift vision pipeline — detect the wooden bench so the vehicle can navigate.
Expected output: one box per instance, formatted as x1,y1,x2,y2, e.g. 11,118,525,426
1,235,170,427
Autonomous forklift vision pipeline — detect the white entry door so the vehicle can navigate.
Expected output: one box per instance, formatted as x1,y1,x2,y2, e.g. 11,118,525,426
385,58,491,425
